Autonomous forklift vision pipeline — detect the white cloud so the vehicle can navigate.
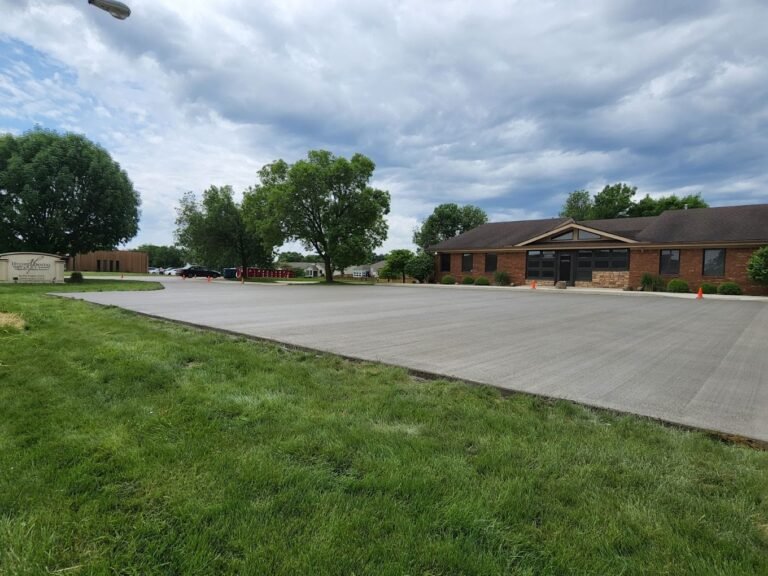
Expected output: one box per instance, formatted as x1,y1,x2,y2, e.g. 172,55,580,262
1,0,767,256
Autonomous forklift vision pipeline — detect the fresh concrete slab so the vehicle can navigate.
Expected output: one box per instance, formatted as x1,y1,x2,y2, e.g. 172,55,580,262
61,278,768,442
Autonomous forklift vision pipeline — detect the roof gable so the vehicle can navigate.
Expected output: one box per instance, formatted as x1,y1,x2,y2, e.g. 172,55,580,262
517,223,639,246
429,218,570,251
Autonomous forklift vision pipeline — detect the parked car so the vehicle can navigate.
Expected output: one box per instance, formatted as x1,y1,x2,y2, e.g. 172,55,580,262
178,266,221,278
148,267,160,274
164,268,178,276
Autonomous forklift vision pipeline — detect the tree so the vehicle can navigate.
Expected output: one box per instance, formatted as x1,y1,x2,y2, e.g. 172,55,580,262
252,150,390,282
405,251,435,283
591,183,637,219
747,246,768,285
136,244,187,268
559,190,593,220
627,193,708,217
413,203,488,251
385,249,414,283
175,185,273,273
377,262,397,282
0,128,139,255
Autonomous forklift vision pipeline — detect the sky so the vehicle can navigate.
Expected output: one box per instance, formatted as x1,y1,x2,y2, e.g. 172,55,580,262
1,0,767,254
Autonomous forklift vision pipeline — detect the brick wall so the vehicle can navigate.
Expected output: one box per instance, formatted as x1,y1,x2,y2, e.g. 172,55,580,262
435,252,526,285
629,246,767,295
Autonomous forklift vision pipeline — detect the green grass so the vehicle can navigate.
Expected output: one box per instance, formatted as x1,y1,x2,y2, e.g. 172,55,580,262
0,283,766,575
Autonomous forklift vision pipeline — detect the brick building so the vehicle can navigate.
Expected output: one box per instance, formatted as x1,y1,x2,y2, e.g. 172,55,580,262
68,250,148,273
431,204,768,295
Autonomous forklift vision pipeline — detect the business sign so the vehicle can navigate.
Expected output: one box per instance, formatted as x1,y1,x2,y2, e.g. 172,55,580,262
0,253,66,284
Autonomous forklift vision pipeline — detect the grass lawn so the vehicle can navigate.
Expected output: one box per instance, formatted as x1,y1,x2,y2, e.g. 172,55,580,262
1,282,766,575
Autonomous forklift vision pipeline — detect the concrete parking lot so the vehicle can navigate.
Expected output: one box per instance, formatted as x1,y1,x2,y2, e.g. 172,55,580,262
63,278,768,442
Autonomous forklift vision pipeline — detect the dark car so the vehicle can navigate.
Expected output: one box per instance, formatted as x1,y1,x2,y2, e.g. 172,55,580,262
178,266,221,278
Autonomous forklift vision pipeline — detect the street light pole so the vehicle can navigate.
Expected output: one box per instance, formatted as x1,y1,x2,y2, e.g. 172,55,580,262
88,0,131,20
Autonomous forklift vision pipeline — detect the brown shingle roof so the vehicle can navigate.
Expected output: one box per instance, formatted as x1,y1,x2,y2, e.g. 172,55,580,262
430,204,768,250
577,216,658,241
635,204,768,243
429,218,570,250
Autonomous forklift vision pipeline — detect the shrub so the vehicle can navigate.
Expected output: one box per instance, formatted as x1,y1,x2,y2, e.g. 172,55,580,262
67,272,84,284
666,279,689,293
494,270,511,286
640,273,665,292
474,276,490,286
717,282,742,295
747,246,768,284
699,282,717,295
441,275,456,285
461,276,476,285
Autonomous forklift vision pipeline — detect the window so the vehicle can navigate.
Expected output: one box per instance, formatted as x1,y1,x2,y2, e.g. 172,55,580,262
485,253,497,273
703,249,725,277
462,253,473,272
578,230,601,240
660,250,680,275
526,251,555,279
551,231,574,241
440,254,451,272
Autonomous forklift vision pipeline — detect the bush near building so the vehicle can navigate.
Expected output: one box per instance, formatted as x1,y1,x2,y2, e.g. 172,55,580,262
717,282,742,295
666,279,689,293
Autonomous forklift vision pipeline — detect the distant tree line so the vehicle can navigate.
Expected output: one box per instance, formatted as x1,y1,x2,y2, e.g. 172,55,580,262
560,183,708,220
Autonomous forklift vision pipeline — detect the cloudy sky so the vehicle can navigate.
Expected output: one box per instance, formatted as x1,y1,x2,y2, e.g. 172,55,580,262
1,0,767,253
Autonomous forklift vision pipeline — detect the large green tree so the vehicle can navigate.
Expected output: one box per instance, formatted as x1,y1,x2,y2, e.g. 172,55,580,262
413,203,488,251
0,128,139,255
559,190,593,220
590,183,637,220
175,185,273,273
251,150,390,282
385,249,414,283
405,251,435,283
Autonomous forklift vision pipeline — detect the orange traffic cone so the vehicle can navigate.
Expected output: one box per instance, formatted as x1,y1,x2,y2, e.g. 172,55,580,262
696,287,703,299
531,280,537,289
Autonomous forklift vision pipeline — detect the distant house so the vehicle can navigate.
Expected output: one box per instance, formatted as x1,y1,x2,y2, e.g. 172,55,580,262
430,204,768,295
278,261,324,278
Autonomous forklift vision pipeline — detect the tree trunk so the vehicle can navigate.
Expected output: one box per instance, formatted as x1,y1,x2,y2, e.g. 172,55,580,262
324,258,334,282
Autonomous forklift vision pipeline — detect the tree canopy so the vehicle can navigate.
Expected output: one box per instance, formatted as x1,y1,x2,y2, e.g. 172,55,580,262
560,183,708,220
175,185,274,272
136,244,188,268
251,150,390,282
0,128,140,255
405,251,435,283
385,249,414,283
413,203,488,251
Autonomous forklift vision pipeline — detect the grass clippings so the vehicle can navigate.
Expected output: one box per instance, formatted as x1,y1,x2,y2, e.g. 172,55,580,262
0,311,25,331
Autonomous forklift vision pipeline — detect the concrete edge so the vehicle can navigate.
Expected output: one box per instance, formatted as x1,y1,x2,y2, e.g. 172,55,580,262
54,294,768,451
377,281,768,302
